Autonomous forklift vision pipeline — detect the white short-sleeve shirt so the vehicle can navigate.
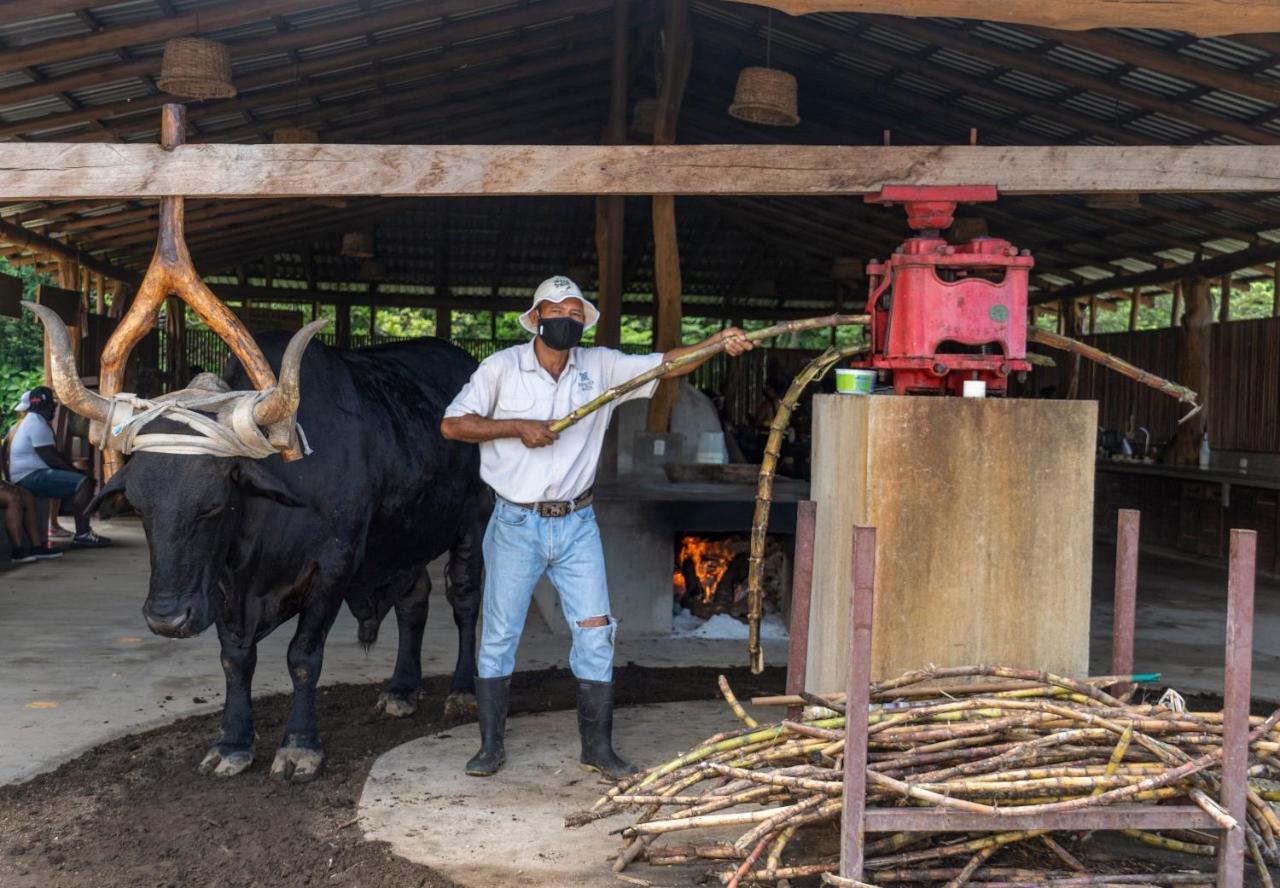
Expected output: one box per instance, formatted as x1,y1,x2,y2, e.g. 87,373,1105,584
445,341,664,503
7,413,55,483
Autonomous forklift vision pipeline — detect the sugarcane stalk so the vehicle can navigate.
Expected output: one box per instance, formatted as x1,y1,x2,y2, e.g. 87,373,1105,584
719,675,759,728
548,313,868,434
1027,327,1198,409
943,843,1002,888
746,341,868,673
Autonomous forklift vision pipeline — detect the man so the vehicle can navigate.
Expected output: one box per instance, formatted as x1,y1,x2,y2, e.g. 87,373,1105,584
7,387,110,548
0,480,62,563
441,275,752,779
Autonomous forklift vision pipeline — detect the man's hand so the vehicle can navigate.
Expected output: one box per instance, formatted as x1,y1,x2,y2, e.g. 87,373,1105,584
515,420,558,449
720,327,754,357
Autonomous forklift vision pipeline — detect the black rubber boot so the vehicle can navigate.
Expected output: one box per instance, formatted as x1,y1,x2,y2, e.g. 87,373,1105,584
465,676,510,777
577,679,639,781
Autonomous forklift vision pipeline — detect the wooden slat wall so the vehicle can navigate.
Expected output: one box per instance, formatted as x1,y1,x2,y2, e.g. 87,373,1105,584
1028,317,1280,453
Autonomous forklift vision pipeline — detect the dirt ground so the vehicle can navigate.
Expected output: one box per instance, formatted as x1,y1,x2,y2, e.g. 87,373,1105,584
0,664,785,888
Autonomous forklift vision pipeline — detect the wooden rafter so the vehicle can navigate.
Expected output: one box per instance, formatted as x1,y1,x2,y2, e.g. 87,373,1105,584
725,0,1280,38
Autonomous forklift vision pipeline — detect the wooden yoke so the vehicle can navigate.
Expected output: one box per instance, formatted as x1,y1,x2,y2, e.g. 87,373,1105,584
98,104,298,478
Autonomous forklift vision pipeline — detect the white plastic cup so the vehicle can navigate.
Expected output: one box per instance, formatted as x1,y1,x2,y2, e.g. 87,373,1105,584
963,379,987,398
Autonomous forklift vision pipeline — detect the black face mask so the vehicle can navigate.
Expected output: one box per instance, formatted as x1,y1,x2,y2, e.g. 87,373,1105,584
537,316,584,351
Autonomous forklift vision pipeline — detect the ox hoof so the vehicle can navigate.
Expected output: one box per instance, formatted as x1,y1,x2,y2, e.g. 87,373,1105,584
270,745,325,783
443,692,478,724
199,745,254,778
374,690,419,719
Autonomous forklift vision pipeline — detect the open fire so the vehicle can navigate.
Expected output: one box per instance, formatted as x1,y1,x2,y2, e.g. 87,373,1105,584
673,533,788,620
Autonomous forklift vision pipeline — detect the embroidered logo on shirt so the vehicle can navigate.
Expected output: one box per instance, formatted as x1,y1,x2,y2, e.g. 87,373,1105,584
577,370,595,393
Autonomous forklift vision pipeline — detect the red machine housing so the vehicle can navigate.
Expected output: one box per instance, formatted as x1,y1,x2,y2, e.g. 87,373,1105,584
855,186,1033,395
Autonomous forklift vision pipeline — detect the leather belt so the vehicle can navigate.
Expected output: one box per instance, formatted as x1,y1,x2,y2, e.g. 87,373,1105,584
507,488,593,519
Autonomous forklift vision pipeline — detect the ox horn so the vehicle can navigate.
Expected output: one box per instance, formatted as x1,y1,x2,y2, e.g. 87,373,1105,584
252,319,329,427
22,301,111,423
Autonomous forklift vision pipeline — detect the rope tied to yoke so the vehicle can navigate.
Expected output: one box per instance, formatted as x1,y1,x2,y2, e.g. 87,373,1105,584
94,389,312,459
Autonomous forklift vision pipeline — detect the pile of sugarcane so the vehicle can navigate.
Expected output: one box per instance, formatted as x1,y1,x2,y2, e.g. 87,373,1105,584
567,666,1280,886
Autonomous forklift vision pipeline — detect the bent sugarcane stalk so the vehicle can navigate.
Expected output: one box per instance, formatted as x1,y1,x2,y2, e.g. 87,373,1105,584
548,314,869,433
1026,327,1199,415
746,342,867,673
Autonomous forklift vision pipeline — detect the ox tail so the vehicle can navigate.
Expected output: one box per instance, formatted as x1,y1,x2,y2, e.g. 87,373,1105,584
358,618,380,650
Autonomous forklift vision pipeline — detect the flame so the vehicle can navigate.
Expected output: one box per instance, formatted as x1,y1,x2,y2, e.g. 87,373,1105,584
676,536,737,603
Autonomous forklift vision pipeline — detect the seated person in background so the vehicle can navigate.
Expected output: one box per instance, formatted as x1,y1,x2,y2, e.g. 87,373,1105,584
0,481,61,563
8,387,110,548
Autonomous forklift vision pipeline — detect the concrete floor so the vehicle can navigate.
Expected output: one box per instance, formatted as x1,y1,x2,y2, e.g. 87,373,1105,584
0,517,788,785
0,517,1276,786
359,700,745,888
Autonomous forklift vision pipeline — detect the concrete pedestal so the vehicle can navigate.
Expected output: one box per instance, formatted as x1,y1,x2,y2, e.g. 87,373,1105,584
804,395,1098,693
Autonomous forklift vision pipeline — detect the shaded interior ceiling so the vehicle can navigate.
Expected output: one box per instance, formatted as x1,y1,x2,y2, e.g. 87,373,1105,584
1,0,1280,317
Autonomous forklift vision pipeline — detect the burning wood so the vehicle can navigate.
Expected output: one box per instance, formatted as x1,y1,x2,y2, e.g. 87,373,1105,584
675,534,788,620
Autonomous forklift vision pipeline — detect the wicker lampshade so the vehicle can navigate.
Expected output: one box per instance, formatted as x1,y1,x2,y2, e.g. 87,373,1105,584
631,97,657,135
729,67,799,126
341,230,375,259
157,37,236,100
272,127,319,144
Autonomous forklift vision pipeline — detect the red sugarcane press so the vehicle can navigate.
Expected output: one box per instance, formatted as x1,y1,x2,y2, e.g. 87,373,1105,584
855,186,1033,395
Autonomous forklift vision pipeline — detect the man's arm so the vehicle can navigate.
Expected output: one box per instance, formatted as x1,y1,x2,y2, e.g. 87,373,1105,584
441,415,557,448
34,444,77,472
661,327,753,379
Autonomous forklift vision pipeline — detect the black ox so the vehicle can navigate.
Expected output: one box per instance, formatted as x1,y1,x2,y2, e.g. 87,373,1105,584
30,303,489,783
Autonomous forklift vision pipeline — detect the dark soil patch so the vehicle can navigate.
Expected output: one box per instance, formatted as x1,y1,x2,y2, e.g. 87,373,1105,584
0,664,784,888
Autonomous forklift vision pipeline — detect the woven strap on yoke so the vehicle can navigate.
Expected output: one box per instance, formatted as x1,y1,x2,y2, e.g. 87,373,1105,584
94,390,311,459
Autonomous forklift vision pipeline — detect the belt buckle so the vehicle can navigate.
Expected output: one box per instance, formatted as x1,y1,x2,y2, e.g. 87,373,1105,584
541,501,570,519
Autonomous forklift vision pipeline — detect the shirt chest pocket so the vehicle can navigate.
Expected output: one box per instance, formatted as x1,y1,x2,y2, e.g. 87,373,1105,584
495,379,536,415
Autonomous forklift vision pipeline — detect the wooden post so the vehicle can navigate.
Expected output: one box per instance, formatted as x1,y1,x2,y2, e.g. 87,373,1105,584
1170,278,1211,465
1273,263,1279,317
369,303,378,338
838,524,876,882
1219,272,1231,323
490,310,498,342
593,0,628,349
784,500,817,722
1170,280,1183,328
1063,299,1082,399
1128,286,1140,331
435,306,451,340
1088,293,1097,334
645,0,692,433
1217,528,1256,888
335,302,351,349
1111,509,1140,698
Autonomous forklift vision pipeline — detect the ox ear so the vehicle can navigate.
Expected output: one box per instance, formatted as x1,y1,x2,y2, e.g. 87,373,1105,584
232,460,305,508
87,469,130,519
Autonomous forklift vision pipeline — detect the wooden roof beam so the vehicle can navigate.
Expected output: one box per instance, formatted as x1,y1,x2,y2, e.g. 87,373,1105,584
724,0,1280,38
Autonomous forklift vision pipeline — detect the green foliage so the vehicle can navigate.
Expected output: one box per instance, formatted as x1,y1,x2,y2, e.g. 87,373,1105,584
0,257,53,433
0,365,43,435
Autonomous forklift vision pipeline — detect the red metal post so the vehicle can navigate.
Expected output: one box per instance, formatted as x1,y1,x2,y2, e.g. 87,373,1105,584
1217,528,1256,888
840,524,876,882
1111,509,1140,697
785,500,818,721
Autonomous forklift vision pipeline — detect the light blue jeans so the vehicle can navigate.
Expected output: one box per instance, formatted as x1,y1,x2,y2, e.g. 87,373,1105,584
477,498,616,681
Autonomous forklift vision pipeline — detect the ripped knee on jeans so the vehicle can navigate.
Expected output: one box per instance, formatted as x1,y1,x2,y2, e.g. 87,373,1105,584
577,615,610,629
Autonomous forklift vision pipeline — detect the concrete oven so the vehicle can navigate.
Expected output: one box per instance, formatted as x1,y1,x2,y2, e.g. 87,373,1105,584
532,476,805,637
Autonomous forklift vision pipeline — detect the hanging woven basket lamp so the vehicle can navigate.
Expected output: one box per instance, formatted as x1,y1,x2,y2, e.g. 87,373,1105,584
631,97,657,136
157,37,236,100
341,230,375,259
729,66,799,126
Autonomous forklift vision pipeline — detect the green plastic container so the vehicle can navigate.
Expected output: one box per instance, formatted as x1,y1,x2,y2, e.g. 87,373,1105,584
835,368,875,394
